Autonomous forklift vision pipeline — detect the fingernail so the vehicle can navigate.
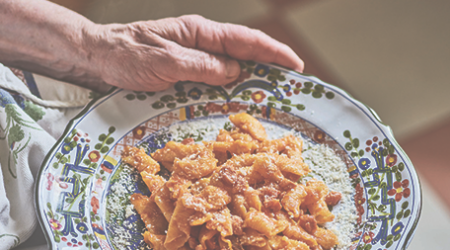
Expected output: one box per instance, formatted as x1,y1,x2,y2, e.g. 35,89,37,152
226,59,240,79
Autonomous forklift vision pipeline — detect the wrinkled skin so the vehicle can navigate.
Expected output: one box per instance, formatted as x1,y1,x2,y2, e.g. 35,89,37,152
0,0,304,92
94,15,304,91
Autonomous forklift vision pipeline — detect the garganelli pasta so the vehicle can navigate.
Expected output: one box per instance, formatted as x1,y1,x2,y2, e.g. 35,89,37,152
122,113,342,250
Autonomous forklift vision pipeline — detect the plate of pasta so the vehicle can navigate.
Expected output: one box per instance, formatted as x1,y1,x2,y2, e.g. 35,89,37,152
36,61,421,250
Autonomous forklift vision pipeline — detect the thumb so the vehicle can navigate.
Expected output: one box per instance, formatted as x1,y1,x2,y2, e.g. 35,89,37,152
167,44,241,86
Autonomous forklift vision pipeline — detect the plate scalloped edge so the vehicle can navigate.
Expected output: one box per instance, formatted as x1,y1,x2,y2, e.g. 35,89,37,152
34,61,422,250
300,72,422,250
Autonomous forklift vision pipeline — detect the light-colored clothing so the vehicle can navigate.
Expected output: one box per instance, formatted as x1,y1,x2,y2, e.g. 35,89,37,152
0,63,94,250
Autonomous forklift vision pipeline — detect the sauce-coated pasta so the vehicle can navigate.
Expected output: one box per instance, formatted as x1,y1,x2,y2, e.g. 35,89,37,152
123,113,341,250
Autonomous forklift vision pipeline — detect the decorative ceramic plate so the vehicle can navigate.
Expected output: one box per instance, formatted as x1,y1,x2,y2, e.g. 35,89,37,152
36,61,421,250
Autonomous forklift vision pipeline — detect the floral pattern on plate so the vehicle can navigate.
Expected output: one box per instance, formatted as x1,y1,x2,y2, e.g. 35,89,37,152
36,62,421,250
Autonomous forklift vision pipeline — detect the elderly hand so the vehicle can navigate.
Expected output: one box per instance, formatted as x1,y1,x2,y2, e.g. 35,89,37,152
89,15,304,91
0,0,303,92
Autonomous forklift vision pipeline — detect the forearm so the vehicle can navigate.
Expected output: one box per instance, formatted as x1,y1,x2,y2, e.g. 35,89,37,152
0,3,304,92
0,0,107,90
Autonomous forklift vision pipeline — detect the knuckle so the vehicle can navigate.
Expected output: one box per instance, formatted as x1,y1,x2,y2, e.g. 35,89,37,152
179,14,205,24
197,56,217,77
251,28,268,38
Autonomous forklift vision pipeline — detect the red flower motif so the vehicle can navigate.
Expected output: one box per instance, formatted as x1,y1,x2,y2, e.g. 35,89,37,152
49,219,62,230
204,102,222,113
91,196,100,214
228,102,248,113
46,173,54,191
362,231,375,243
101,164,113,174
132,126,146,140
354,183,366,224
224,71,251,89
221,103,230,114
88,150,101,163
220,102,248,114
261,106,268,118
388,180,410,202
386,154,397,167
58,182,68,189
189,106,195,117
251,91,266,103
313,130,326,143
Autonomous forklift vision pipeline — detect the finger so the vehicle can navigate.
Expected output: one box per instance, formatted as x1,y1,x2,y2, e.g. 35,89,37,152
148,15,304,72
154,41,241,86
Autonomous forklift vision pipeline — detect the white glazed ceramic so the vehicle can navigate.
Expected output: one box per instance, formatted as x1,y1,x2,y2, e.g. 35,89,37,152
36,61,421,250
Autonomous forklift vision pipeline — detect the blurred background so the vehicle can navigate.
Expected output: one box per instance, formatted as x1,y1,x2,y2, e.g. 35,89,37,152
21,0,450,249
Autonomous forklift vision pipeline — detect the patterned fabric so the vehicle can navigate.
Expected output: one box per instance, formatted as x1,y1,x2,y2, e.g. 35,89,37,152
0,64,93,250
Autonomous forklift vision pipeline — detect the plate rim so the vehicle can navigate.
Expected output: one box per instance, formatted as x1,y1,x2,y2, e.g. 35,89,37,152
34,63,422,250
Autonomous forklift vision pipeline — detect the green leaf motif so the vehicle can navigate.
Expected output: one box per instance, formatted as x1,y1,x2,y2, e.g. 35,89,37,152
402,201,409,209
296,104,305,111
301,88,311,94
386,234,393,241
136,94,146,100
99,134,106,141
241,96,250,101
304,82,313,88
343,130,351,138
100,146,109,154
125,94,135,100
311,91,322,98
404,209,411,218
152,101,165,109
281,99,291,105
395,172,402,182
398,162,405,171
281,106,292,112
8,125,24,144
160,95,175,103
314,84,324,91
396,210,403,220
108,126,116,134
23,101,45,121
105,137,114,145
325,92,335,99
267,96,277,102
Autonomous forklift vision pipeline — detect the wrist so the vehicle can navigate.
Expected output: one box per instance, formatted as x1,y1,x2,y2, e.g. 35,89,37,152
83,23,142,87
